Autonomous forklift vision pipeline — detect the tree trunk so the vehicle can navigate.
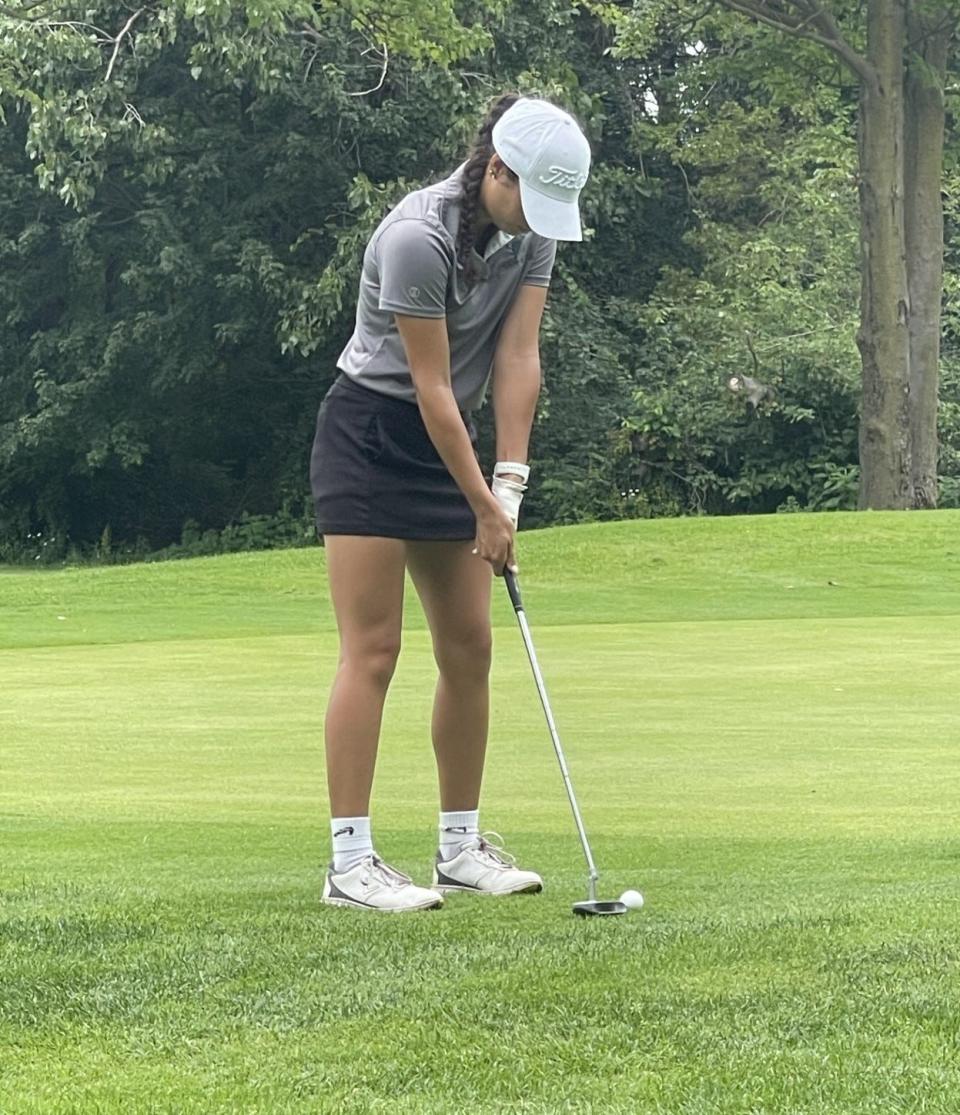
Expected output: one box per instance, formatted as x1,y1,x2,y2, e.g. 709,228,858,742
856,0,912,509
903,8,949,509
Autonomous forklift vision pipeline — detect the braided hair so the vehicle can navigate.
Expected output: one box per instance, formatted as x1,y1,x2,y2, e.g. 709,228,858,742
456,92,523,285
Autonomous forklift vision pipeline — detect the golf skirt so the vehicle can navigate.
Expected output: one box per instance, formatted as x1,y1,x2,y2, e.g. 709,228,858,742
310,373,479,540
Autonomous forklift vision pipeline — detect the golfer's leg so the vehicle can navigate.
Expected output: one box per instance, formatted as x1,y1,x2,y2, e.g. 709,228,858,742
405,541,493,811
324,535,406,817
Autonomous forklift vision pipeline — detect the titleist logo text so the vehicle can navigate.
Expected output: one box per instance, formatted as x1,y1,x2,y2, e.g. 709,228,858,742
538,165,587,190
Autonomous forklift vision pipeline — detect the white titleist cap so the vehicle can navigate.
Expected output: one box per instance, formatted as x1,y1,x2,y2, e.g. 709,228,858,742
492,98,591,242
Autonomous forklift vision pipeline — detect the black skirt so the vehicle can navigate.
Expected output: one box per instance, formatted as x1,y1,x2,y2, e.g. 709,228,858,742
310,374,479,540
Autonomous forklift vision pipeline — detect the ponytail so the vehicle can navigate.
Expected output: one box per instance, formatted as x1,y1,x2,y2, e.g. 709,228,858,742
456,92,522,285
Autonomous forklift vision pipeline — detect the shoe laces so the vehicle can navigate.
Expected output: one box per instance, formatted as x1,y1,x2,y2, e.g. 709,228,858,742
361,855,413,889
469,831,517,869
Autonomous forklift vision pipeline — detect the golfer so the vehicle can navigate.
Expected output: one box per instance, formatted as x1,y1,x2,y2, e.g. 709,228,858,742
310,93,592,911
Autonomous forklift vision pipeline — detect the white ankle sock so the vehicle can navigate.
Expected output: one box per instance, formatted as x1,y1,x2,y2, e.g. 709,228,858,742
331,816,373,873
439,810,479,861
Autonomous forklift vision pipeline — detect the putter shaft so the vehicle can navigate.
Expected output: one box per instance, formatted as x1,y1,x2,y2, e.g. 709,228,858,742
504,570,600,903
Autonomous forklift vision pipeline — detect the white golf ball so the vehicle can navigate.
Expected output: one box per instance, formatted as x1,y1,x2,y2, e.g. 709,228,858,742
619,889,644,910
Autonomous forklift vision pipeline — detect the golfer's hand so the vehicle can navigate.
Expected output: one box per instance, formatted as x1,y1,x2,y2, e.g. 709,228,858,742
473,501,517,575
491,475,525,528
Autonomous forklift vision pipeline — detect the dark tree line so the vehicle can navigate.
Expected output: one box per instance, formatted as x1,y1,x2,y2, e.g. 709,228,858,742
1,1,957,562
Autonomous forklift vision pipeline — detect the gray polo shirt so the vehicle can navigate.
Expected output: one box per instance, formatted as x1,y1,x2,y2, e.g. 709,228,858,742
336,163,557,412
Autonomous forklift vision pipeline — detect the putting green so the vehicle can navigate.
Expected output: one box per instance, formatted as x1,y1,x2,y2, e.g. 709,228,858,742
2,512,959,1112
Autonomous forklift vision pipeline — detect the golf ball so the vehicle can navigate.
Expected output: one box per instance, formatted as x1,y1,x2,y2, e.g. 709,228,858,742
620,889,644,910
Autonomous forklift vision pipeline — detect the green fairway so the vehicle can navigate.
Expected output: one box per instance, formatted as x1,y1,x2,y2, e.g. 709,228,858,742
3,512,960,1113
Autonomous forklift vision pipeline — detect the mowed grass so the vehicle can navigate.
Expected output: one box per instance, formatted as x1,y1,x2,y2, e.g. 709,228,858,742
2,511,960,1113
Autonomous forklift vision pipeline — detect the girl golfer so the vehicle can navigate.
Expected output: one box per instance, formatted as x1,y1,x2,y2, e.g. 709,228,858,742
310,93,591,911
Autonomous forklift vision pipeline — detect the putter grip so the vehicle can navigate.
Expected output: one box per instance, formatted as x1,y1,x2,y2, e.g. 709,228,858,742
503,568,523,612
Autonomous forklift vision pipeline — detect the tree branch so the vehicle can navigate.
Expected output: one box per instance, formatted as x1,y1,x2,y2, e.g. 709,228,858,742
105,7,144,82
717,0,873,85
25,19,112,38
906,10,959,53
0,0,57,16
121,101,145,127
346,41,388,97
799,1,875,82
680,0,719,40
299,21,324,44
303,44,321,83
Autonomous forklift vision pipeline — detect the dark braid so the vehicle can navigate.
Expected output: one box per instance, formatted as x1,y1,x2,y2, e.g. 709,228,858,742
456,92,522,285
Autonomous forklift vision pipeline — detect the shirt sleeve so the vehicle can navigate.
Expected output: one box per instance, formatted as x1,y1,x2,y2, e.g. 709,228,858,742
522,235,557,288
375,218,451,318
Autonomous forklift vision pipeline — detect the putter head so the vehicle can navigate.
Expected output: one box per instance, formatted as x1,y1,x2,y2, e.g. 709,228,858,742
573,900,628,917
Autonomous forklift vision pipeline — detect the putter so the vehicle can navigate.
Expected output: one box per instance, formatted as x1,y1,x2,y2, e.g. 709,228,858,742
503,568,627,918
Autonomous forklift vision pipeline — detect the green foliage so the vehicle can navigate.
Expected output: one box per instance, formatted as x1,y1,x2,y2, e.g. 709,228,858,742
154,500,316,560
279,173,414,358
0,0,494,201
602,10,864,514
2,0,957,557
939,155,960,505
0,500,316,565
1,0,679,554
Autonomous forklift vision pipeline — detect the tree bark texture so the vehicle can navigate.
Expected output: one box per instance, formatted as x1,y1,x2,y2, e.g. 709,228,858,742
903,8,949,508
856,0,912,509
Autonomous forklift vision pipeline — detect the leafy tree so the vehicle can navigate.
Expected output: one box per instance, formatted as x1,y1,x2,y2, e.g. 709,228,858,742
5,0,957,560
0,0,495,552
597,13,864,513
0,0,674,553
599,0,959,509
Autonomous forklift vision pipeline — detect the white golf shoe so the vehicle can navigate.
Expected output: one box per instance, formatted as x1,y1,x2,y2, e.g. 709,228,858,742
322,855,443,912
432,832,543,896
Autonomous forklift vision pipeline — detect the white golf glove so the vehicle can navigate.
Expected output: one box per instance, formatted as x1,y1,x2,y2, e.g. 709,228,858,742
491,461,530,528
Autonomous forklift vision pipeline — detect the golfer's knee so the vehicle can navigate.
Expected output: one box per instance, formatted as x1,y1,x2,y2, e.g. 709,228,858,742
340,636,401,691
435,624,492,680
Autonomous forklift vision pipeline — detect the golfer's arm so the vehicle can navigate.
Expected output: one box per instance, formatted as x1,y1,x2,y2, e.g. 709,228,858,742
394,314,498,516
491,284,548,473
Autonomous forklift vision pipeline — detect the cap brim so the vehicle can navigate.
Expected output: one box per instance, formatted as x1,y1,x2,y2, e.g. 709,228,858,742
519,179,583,242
